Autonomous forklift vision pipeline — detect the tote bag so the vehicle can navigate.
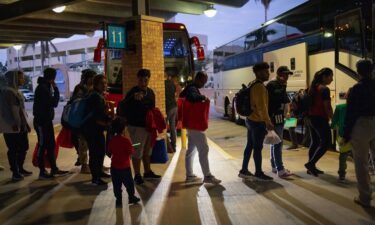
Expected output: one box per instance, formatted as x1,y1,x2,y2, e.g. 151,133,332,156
151,138,168,164
182,100,210,131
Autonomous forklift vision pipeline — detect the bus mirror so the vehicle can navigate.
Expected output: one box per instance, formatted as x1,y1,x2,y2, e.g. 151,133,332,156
191,36,201,48
197,46,205,61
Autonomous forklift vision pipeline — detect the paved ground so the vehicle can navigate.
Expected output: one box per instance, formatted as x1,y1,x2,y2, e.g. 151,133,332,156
0,103,374,225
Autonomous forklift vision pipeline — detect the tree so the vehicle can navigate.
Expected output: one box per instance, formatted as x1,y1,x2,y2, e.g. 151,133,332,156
22,41,60,72
255,0,273,22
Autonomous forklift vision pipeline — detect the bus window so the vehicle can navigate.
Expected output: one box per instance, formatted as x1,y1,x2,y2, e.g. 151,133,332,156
335,9,364,73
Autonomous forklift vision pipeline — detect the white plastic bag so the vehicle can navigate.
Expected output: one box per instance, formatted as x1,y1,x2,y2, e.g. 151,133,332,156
263,130,282,145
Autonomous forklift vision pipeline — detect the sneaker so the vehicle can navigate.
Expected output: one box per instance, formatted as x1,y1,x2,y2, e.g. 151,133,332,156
12,173,24,181
52,169,69,177
134,174,145,185
186,174,202,183
238,170,254,179
116,199,123,207
144,171,161,179
39,172,54,180
315,168,324,174
286,145,299,150
19,168,33,177
101,172,111,178
305,163,318,177
278,169,292,178
203,175,221,184
271,168,277,174
80,164,91,174
92,179,107,185
354,197,371,208
129,196,141,204
254,172,273,181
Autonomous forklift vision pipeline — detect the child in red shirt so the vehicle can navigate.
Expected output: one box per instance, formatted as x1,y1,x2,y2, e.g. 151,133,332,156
108,118,140,206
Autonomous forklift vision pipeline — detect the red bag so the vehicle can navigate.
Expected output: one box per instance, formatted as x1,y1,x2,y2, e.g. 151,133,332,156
177,98,185,122
182,100,210,131
32,142,59,168
56,127,74,148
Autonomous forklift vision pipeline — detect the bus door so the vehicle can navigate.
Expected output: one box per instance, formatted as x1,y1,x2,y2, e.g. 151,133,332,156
263,42,308,92
105,49,123,105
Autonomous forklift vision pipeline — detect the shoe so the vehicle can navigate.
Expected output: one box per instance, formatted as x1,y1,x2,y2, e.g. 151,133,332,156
254,172,273,181
354,197,371,208
80,164,91,174
52,169,69,177
129,196,141,204
305,163,318,177
116,199,123,207
92,179,107,185
39,172,54,180
12,173,24,181
278,169,292,178
238,170,254,179
101,172,111,178
19,168,33,177
286,145,299,150
271,168,277,174
315,168,324,174
75,159,81,166
203,175,221,184
134,174,145,185
338,175,346,183
186,174,202,183
144,171,161,179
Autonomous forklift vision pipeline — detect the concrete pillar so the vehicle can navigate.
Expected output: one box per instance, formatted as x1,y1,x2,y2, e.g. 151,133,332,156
122,15,166,115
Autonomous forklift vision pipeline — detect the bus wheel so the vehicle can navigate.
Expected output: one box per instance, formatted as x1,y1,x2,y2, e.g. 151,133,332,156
225,100,235,122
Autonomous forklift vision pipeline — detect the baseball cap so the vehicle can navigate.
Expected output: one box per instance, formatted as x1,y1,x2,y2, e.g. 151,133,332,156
277,66,293,75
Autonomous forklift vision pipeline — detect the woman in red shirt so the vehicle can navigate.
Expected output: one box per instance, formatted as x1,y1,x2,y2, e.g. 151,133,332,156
305,68,333,176
108,118,140,206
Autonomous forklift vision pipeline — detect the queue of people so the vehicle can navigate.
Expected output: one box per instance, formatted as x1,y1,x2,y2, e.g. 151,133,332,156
0,60,374,209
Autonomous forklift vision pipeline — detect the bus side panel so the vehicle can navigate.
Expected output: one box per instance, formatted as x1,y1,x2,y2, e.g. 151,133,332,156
335,68,357,104
263,43,308,92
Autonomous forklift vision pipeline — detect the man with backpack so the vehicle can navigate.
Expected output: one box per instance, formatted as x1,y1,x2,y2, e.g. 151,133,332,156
239,62,274,181
266,66,293,178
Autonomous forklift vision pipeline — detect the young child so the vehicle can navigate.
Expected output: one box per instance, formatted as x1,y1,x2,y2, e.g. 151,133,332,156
108,117,140,206
331,91,352,182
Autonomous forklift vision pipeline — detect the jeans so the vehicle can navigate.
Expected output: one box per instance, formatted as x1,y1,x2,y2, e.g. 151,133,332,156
270,124,285,171
186,129,211,177
288,127,299,146
111,167,135,201
241,119,267,175
34,121,57,172
307,116,332,167
3,131,29,174
84,129,105,181
338,152,350,177
167,107,177,150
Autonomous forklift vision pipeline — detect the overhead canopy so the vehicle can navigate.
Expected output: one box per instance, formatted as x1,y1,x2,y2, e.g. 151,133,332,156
0,0,249,48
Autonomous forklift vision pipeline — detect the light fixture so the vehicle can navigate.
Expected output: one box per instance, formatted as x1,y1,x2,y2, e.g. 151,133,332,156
324,31,333,38
13,45,22,50
52,5,66,13
204,4,217,18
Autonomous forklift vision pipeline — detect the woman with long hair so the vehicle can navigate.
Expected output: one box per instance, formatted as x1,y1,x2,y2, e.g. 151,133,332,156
305,68,334,176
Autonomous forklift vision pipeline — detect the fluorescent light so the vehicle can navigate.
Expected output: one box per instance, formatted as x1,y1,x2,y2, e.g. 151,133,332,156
204,5,217,18
13,45,22,50
52,5,66,13
324,32,333,38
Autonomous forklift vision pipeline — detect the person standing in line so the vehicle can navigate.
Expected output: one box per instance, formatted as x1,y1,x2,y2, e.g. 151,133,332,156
165,72,177,153
33,68,69,179
108,117,140,207
343,60,375,208
2,71,33,181
304,68,333,176
118,69,161,185
180,71,221,184
82,75,112,185
238,62,274,181
266,66,293,178
69,69,96,173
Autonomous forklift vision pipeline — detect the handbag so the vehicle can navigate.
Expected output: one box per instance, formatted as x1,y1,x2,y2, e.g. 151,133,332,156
32,142,60,168
263,130,282,145
182,100,210,131
150,138,168,164
56,127,74,148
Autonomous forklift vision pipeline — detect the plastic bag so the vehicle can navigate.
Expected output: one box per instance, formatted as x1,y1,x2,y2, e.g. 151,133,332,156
263,130,282,145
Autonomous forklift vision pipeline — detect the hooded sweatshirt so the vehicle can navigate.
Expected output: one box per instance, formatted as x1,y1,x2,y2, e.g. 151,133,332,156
33,77,60,124
0,71,28,133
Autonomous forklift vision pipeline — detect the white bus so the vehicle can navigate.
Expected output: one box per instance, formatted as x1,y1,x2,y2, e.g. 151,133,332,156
213,0,373,124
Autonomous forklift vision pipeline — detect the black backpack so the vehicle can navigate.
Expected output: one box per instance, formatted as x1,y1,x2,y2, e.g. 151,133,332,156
234,80,261,117
291,89,311,118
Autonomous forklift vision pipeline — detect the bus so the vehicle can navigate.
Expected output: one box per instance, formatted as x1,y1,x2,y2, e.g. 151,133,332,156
213,0,373,124
104,22,202,105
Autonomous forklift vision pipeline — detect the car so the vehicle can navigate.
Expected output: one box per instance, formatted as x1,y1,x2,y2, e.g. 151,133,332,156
59,94,65,102
19,89,34,102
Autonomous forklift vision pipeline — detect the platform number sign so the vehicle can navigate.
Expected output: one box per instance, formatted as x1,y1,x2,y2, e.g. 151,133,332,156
107,24,126,49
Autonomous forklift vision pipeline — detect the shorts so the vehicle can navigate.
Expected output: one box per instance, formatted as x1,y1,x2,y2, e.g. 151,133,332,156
128,126,152,159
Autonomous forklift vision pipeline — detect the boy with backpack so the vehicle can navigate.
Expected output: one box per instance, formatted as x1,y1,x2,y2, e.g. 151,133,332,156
108,117,140,206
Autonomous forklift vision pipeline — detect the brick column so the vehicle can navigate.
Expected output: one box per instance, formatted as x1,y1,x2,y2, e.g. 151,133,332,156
122,15,166,115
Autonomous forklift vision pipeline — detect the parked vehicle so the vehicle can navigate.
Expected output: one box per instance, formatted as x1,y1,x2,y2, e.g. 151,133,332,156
19,89,34,102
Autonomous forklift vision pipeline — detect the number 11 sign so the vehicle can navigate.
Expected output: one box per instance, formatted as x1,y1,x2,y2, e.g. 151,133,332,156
107,24,126,49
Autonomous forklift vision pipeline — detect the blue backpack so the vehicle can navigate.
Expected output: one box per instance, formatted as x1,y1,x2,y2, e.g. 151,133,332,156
62,96,93,129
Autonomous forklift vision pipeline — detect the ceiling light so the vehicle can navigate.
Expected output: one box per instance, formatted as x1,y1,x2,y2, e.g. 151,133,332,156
52,5,66,13
13,45,22,50
204,5,217,18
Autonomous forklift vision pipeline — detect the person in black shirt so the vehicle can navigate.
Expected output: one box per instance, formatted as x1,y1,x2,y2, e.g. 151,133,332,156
165,72,177,152
33,68,69,179
343,60,375,208
118,69,161,185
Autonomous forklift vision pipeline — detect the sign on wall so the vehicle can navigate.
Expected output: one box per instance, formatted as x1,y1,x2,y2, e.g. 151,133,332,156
107,24,126,49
